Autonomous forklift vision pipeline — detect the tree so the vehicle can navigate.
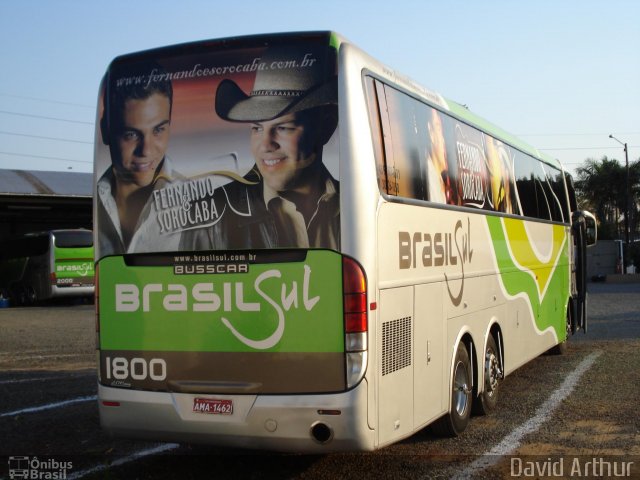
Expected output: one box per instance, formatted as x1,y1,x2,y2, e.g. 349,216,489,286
575,156,640,242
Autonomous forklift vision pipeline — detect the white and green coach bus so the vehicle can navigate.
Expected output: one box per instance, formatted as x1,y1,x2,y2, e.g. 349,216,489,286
94,31,596,451
0,229,94,305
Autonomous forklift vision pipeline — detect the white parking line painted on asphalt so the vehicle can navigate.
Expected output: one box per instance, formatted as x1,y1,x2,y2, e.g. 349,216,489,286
0,395,97,417
450,350,603,480
0,353,92,360
0,349,51,356
67,443,181,479
0,373,95,385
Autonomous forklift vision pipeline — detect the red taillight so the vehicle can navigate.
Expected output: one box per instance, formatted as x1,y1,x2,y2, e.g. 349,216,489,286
344,293,367,312
345,312,367,333
95,263,100,335
343,257,368,388
343,257,366,293
343,257,367,334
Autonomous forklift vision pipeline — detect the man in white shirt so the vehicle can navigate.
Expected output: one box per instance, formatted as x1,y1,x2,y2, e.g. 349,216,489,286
97,61,183,256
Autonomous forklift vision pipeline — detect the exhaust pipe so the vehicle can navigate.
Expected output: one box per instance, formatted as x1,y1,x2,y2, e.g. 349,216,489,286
310,422,333,444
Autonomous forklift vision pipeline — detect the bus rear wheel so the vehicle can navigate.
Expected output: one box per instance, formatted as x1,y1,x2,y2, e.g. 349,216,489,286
549,307,572,355
25,286,37,305
432,342,472,437
473,335,502,415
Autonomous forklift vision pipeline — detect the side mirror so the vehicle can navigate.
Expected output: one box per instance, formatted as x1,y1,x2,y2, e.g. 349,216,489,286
583,211,597,247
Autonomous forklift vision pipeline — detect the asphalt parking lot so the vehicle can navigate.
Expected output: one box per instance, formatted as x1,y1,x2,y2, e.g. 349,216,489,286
0,282,639,479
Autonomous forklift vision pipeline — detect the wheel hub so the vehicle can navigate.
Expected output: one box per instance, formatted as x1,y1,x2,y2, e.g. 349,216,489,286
485,351,502,394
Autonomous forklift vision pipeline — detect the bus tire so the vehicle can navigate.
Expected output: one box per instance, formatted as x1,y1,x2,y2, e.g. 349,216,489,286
472,335,501,415
432,342,472,437
25,286,37,305
549,308,571,355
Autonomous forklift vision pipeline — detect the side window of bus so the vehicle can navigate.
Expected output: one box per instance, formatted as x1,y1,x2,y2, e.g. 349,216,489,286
366,77,457,204
364,77,391,195
565,172,578,212
379,83,428,201
515,153,540,219
515,173,535,218
14,235,49,258
544,164,569,223
514,153,550,221
367,76,562,224
534,176,552,221
536,164,565,222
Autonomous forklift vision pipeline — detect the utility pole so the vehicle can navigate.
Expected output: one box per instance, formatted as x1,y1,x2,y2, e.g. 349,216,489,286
609,135,631,271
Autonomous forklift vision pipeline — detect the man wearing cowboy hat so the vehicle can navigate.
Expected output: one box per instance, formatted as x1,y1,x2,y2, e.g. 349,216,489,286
181,46,340,250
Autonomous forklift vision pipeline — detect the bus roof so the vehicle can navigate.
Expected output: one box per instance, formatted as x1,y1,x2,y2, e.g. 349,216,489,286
107,31,341,67
104,30,564,173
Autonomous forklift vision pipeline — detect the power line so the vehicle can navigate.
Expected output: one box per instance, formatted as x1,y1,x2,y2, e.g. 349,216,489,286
0,92,94,109
0,151,91,164
0,109,94,125
539,146,639,151
519,132,640,137
0,130,93,145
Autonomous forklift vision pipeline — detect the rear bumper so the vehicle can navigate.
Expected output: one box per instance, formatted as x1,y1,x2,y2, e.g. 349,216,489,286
98,380,374,452
51,285,94,297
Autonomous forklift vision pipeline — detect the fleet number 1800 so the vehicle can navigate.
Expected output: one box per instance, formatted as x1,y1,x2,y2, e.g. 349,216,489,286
104,357,167,381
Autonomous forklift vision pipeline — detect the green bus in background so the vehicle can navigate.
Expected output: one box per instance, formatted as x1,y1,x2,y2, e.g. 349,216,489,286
0,229,94,305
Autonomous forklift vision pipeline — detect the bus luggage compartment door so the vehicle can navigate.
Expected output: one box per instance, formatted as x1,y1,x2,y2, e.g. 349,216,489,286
378,286,414,445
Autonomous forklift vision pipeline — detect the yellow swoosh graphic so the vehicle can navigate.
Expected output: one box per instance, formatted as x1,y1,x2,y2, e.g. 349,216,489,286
502,218,566,296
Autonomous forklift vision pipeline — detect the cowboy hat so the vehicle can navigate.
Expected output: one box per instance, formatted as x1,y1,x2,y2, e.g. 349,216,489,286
215,46,337,122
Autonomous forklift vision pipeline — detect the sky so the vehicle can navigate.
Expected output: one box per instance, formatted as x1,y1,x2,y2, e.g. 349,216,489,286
0,0,638,177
